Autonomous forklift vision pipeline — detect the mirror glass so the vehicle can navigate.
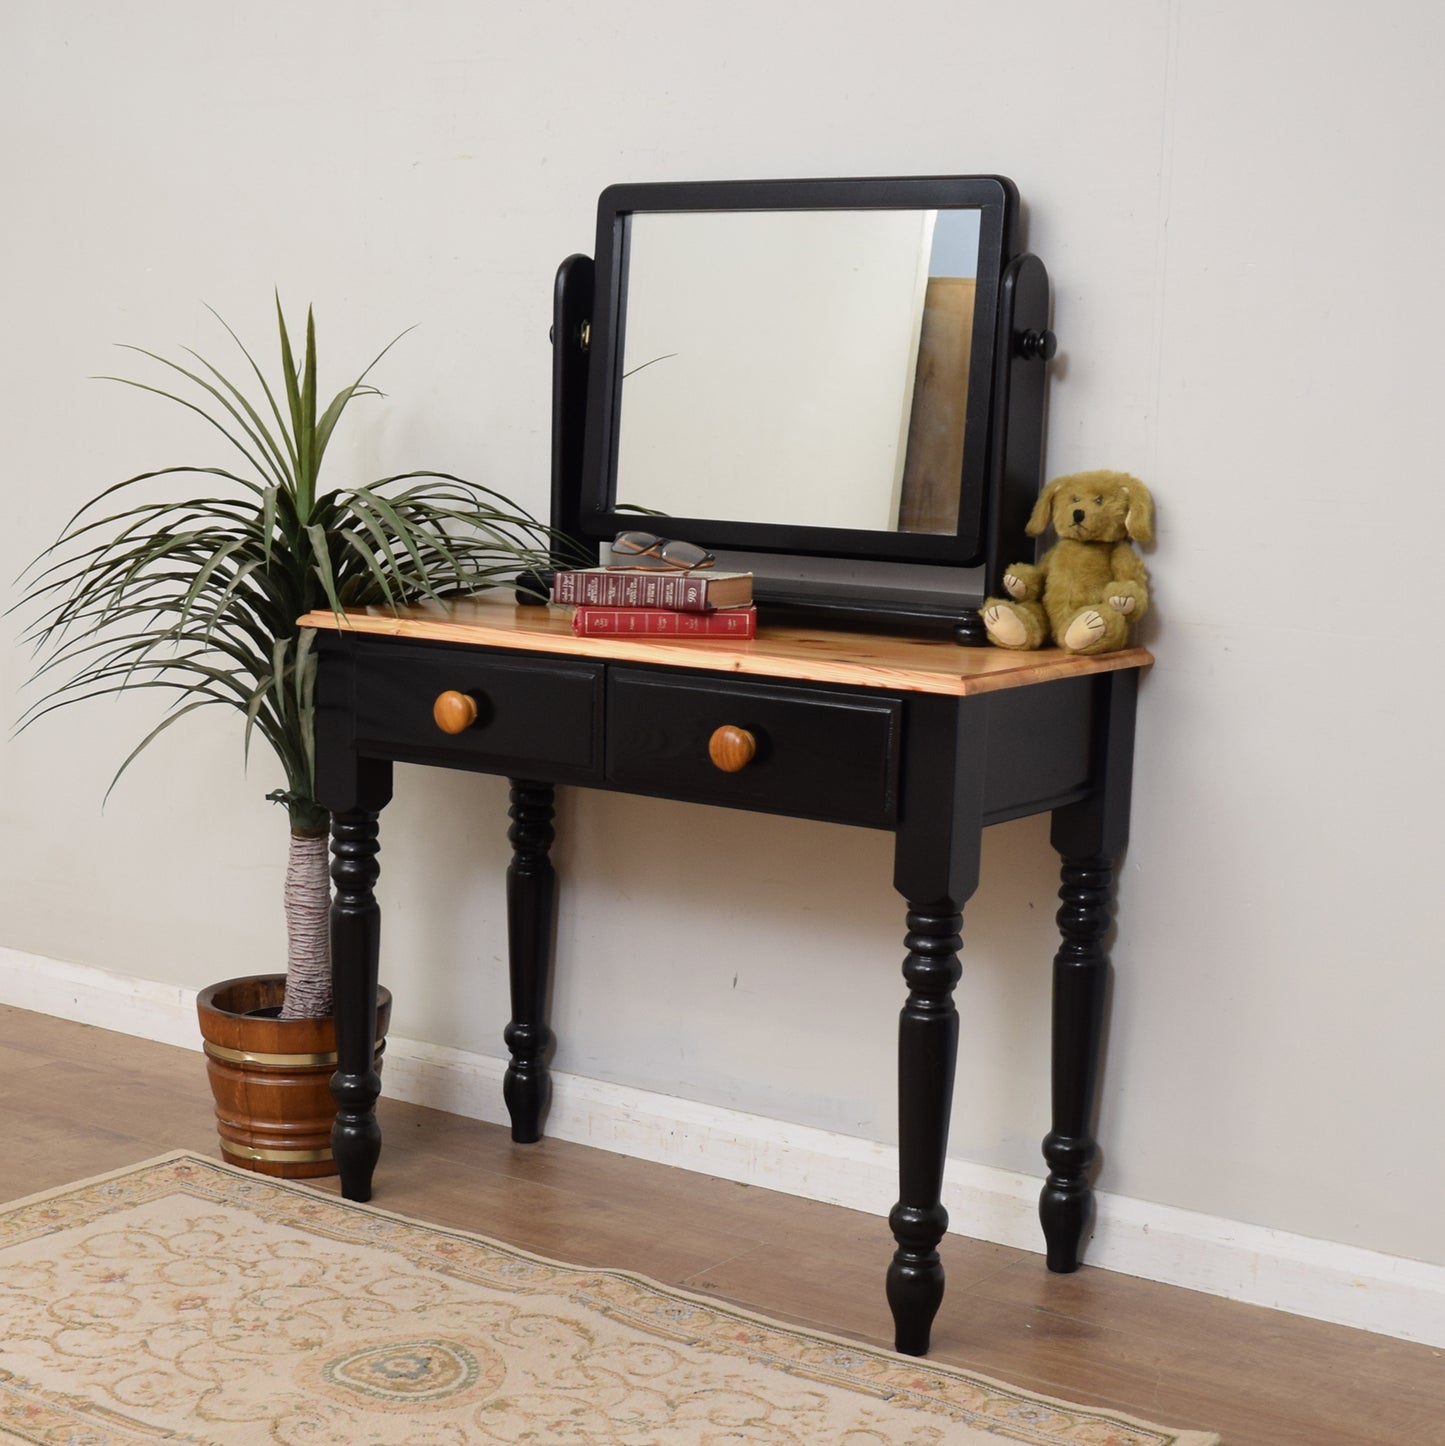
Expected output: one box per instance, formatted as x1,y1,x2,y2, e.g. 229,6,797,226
581,177,1016,567
615,207,981,536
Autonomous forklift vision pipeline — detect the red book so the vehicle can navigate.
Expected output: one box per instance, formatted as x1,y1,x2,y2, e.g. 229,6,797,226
571,606,757,638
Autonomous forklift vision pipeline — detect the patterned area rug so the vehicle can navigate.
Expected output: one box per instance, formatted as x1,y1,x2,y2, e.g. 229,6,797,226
0,1153,1219,1444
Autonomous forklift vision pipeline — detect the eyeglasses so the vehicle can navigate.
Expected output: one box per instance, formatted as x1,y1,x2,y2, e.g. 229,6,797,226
608,531,716,572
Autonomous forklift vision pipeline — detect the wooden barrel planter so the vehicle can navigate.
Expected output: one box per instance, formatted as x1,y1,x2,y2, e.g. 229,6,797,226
196,974,391,1179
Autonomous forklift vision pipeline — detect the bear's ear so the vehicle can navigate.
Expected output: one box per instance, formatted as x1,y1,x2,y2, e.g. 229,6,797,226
1026,477,1063,536
1120,476,1154,544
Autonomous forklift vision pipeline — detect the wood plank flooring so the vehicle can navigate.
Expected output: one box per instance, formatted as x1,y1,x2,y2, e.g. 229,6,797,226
3,1004,1439,1445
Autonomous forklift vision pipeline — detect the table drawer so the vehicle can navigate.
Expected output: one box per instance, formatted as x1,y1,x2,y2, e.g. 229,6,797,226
353,644,602,777
606,669,900,828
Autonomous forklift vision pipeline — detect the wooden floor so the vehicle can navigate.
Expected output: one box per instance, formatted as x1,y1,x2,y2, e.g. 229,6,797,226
3,1005,1439,1445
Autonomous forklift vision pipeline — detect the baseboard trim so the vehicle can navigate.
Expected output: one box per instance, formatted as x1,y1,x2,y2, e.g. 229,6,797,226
5,948,1442,1349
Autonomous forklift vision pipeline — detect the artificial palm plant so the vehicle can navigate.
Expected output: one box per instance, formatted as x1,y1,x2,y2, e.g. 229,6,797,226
20,300,564,1020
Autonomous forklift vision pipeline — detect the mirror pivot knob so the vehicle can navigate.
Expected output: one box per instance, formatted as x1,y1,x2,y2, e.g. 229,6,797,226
1019,328,1057,361
708,725,757,773
433,690,480,734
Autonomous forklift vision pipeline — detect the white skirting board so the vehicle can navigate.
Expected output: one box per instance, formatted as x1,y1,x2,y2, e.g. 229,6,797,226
5,946,1442,1350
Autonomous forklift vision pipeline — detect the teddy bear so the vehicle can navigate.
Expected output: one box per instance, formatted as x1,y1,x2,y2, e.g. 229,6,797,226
982,469,1153,654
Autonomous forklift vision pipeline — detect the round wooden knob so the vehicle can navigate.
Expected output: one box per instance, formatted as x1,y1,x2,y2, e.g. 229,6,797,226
433,690,479,734
708,724,756,773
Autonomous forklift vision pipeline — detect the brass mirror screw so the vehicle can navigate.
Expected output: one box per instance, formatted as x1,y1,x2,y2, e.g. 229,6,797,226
708,725,756,773
433,690,479,734
548,321,590,352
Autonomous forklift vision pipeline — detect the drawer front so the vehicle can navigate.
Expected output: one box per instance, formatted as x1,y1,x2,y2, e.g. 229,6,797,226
353,643,602,778
606,669,901,828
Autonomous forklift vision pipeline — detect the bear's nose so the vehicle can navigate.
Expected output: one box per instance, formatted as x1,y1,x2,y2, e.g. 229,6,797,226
1072,508,1086,526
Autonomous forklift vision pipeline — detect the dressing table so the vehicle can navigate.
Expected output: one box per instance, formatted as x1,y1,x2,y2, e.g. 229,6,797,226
311,175,1150,1357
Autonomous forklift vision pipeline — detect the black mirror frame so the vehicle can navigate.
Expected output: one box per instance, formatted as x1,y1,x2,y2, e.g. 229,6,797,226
542,175,1055,642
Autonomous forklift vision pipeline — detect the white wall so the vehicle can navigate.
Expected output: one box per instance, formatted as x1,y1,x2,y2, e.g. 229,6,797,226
3,0,1443,1281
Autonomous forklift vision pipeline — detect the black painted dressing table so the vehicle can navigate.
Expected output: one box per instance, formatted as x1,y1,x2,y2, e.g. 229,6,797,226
310,175,1151,1356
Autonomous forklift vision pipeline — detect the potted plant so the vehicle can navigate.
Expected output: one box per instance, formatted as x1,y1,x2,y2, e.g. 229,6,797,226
19,299,565,1175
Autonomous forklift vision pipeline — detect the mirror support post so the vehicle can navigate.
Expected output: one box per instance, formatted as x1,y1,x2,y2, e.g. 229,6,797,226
550,253,596,562
955,252,1054,646
518,252,597,604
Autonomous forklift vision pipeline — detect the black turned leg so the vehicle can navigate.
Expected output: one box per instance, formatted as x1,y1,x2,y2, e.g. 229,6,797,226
887,906,963,1356
1042,669,1138,1271
1039,856,1114,1270
330,808,383,1201
503,780,557,1143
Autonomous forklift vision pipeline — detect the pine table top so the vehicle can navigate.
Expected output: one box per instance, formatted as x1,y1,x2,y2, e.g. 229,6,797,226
300,597,1152,699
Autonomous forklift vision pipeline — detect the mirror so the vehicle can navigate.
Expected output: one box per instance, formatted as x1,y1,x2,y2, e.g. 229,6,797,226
616,206,981,536
565,176,1052,634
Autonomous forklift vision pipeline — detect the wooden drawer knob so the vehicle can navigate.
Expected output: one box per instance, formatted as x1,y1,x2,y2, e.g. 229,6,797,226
433,690,479,734
708,724,756,773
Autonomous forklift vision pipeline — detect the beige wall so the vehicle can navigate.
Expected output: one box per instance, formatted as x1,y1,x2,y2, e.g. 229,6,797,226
3,0,1442,1270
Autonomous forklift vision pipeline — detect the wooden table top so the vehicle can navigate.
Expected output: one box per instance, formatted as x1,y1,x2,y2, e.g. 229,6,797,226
300,597,1152,698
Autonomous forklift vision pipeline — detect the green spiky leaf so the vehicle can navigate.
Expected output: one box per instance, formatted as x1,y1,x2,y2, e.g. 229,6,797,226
17,301,567,825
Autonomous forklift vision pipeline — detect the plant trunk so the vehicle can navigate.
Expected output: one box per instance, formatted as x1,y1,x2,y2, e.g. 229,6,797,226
280,828,331,1020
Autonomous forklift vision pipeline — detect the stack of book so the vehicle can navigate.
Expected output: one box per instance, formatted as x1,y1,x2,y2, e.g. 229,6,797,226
550,567,756,638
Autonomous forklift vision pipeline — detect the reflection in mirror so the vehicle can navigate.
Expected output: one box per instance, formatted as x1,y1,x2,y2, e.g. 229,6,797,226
614,207,982,537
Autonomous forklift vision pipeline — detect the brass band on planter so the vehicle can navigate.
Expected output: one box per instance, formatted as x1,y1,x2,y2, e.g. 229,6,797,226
203,1039,383,1067
204,1040,336,1067
221,1141,333,1164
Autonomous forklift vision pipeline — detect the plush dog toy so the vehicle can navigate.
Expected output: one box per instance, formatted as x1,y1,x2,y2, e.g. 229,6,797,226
982,469,1153,654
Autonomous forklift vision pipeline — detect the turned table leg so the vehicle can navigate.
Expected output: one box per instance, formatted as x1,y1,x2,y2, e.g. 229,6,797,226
1039,855,1113,1270
887,904,964,1356
330,807,384,1201
503,779,557,1143
1041,668,1138,1270
887,693,985,1357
